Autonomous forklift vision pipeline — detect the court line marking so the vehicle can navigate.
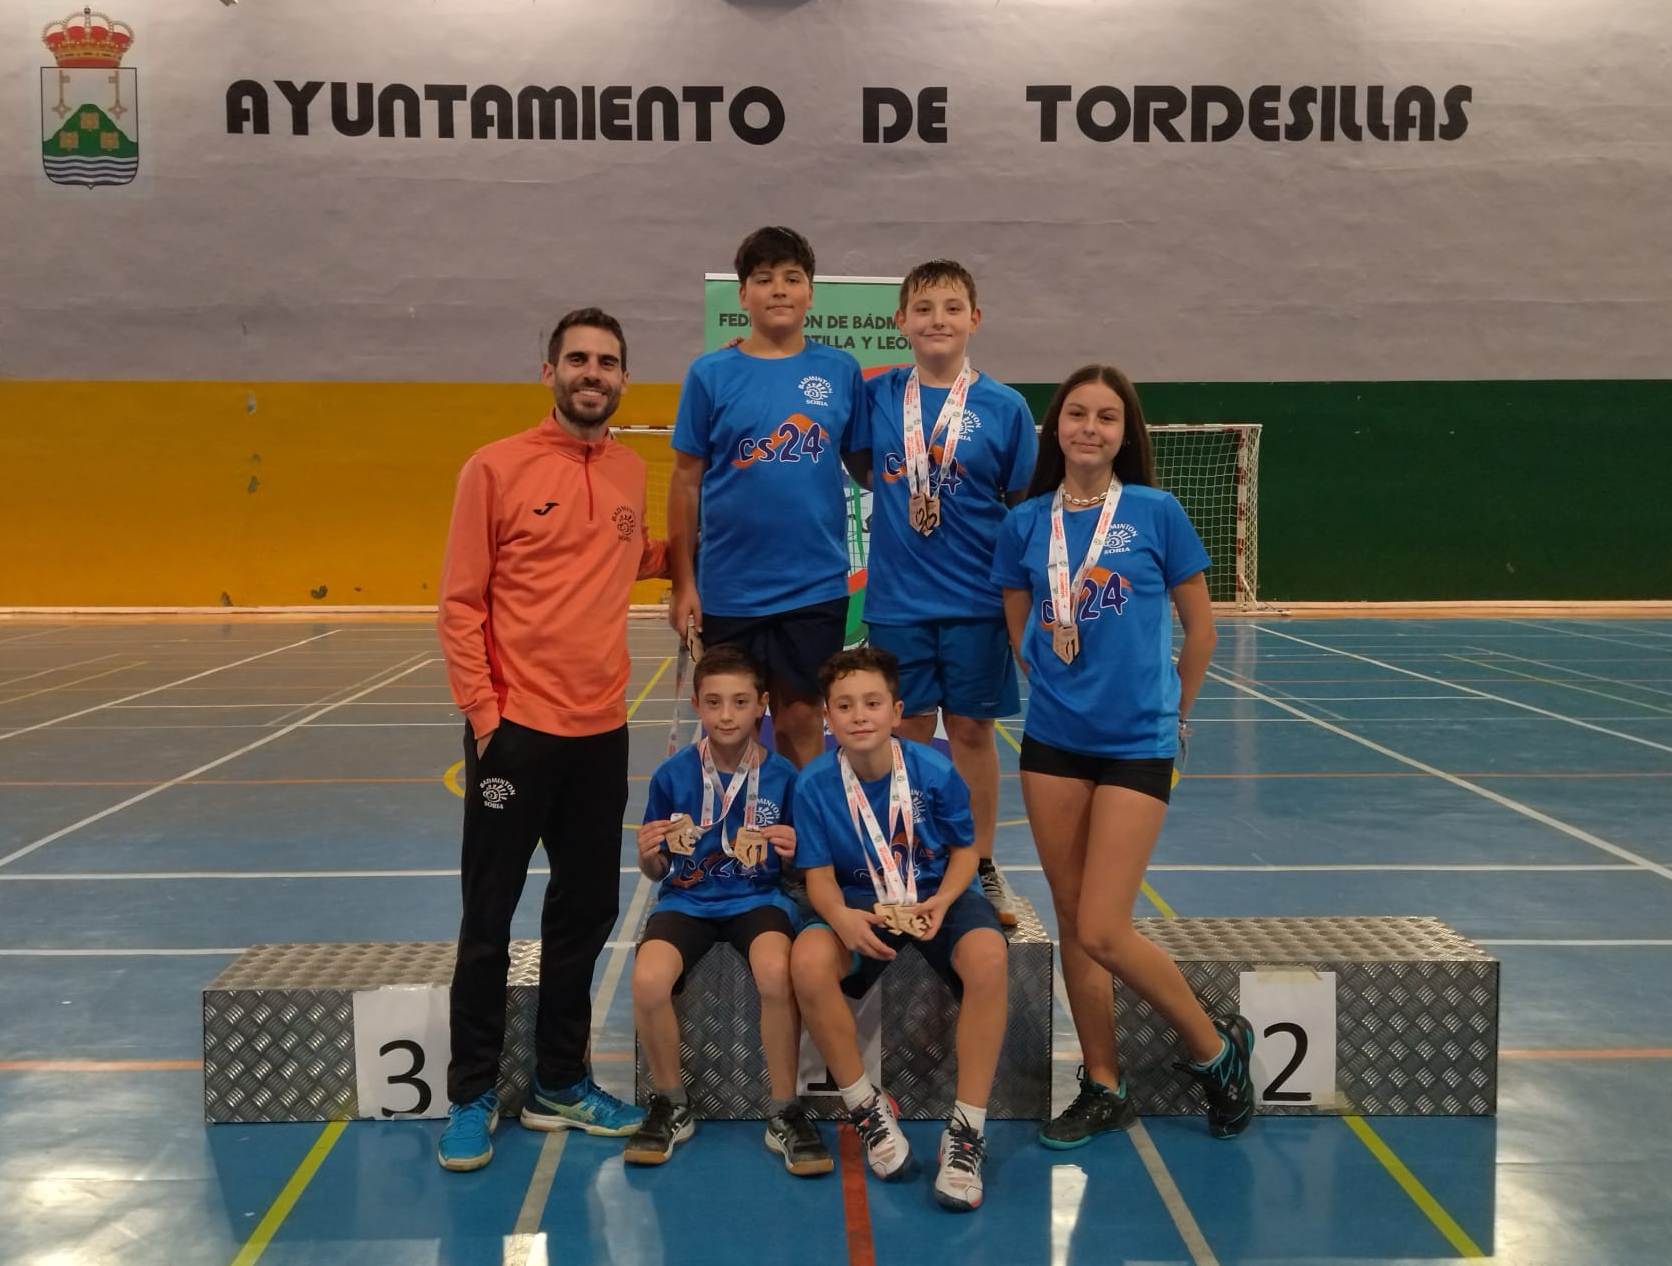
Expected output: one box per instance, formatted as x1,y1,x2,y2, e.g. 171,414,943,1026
227,1120,347,1266
1253,625,1672,754
266,651,432,728
1466,648,1672,701
0,662,144,706
1343,1115,1486,1257
0,630,340,743
1476,938,1672,947
0,1059,201,1071
1205,668,1672,883
0,651,125,688
0,658,437,870
0,627,65,646
1498,1047,1672,1060
0,947,241,956
1051,957,1215,1263
1518,621,1669,653
1449,654,1672,717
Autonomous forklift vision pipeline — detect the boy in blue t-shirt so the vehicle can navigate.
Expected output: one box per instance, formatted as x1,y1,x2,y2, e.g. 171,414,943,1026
667,226,870,769
856,259,1038,928
790,647,1008,1213
627,646,832,1176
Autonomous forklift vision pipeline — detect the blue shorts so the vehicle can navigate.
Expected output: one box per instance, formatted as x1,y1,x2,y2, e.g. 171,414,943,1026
802,886,1005,999
866,617,1020,720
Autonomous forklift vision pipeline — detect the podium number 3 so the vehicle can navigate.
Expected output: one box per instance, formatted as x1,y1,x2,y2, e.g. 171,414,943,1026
1261,1022,1310,1103
380,1039,431,1117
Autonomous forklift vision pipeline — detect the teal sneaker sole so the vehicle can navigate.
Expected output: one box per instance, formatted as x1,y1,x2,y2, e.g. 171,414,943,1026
520,1104,642,1137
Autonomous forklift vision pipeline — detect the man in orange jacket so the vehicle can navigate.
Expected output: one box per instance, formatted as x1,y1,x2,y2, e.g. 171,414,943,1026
435,307,668,1172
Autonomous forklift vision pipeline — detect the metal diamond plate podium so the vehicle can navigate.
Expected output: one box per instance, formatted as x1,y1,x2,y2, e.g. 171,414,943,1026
202,941,542,1123
1119,916,1499,1116
633,897,1054,1121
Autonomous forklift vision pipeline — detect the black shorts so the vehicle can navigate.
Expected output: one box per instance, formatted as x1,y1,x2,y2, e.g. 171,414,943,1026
640,905,795,994
805,888,1006,1001
703,597,848,702
1019,734,1174,804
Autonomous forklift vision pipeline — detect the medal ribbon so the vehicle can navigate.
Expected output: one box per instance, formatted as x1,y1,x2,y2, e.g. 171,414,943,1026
698,738,760,851
838,739,917,907
901,361,974,501
1048,480,1123,632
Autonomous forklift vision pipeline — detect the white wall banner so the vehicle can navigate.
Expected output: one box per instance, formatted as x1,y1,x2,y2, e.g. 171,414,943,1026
4,0,1668,383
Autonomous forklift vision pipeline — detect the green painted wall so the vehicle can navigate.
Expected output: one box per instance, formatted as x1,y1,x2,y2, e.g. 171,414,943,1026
1014,380,1672,601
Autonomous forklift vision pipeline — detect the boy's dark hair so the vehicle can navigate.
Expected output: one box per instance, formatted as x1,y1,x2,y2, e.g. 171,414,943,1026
899,259,977,311
547,307,627,371
735,226,816,283
817,646,901,703
1024,364,1157,499
693,643,767,696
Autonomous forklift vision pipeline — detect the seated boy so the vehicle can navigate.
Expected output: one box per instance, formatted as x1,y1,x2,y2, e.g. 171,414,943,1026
789,647,1009,1211
627,645,832,1175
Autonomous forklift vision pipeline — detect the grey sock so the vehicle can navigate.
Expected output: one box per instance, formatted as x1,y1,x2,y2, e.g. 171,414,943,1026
661,1085,689,1106
769,1096,797,1118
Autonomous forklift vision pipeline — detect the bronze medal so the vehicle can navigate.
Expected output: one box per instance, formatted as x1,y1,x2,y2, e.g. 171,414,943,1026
875,901,931,940
908,491,933,536
665,812,700,855
732,825,767,868
922,494,941,534
1052,622,1080,665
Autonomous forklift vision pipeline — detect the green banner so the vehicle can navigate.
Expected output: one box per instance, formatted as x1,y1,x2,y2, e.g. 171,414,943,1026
702,274,907,368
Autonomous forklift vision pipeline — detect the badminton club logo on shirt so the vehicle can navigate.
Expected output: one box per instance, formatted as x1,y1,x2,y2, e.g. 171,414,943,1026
753,798,783,827
611,505,637,540
799,375,833,407
479,777,515,809
1103,522,1138,553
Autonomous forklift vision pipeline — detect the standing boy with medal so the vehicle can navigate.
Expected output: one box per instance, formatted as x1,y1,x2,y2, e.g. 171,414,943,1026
789,647,1008,1212
666,226,871,769
854,261,1037,926
627,645,832,1175
990,365,1254,1147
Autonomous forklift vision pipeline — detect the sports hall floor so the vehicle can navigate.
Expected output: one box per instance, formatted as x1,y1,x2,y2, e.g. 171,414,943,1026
1,615,1669,1266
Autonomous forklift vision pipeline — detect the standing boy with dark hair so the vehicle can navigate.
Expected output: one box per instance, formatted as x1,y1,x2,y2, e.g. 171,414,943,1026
666,226,871,768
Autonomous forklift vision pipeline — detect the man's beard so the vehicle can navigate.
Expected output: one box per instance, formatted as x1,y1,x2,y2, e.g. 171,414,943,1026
555,380,618,428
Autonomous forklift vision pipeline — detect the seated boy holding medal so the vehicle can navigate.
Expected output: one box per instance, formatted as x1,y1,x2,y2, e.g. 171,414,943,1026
628,645,833,1175
789,646,1009,1212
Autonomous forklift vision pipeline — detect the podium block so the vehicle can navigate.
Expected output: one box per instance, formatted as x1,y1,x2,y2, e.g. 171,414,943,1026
634,896,1054,1120
1119,916,1498,1116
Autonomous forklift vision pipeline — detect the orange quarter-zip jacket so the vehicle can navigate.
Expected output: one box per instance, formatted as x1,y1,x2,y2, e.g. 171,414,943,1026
438,413,669,739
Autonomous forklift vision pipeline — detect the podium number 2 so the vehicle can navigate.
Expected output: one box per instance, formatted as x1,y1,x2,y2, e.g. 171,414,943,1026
379,1039,432,1117
1261,1022,1310,1103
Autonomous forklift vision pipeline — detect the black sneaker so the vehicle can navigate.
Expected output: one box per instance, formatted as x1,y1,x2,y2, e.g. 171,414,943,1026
622,1093,695,1165
1039,1066,1137,1149
764,1101,834,1176
1174,1015,1256,1139
977,860,1019,929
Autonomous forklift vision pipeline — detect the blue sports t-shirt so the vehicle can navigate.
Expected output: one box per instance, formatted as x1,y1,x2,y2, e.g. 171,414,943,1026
645,745,800,921
791,740,975,909
672,344,869,618
989,486,1210,758
862,369,1038,625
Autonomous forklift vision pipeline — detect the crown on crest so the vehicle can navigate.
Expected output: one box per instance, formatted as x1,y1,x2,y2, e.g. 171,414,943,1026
42,7,134,68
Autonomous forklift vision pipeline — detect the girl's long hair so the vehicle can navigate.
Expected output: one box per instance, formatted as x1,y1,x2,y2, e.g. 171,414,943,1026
1024,364,1156,501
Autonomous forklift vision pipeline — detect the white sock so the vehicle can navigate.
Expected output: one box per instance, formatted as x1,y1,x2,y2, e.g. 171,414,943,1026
952,1100,987,1135
839,1077,876,1112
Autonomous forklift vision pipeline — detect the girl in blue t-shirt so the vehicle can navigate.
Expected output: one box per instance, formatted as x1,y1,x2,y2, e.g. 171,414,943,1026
989,363,1255,1146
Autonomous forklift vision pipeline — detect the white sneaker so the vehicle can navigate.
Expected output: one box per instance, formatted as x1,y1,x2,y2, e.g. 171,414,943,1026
848,1092,911,1180
933,1116,987,1211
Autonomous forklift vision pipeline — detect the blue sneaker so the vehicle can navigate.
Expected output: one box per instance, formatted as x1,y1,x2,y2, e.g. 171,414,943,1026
437,1091,499,1171
520,1075,645,1137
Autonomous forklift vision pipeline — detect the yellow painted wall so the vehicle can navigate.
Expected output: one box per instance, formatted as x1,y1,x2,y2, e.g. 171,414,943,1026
0,381,681,607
